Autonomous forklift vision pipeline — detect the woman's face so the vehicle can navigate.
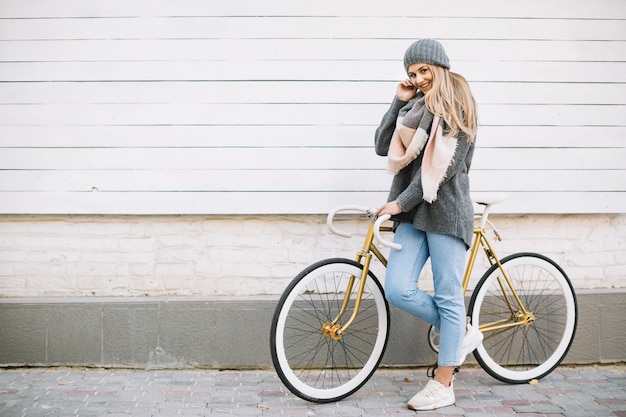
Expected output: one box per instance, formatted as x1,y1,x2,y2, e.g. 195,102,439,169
407,63,433,93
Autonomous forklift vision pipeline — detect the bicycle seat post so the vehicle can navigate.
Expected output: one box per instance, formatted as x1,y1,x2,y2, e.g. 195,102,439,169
473,194,507,229
478,204,493,229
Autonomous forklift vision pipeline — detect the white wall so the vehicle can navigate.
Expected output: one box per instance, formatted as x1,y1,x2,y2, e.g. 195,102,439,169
0,1,624,297
0,0,624,215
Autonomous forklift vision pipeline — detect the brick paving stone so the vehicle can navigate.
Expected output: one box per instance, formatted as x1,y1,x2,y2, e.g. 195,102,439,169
0,364,625,416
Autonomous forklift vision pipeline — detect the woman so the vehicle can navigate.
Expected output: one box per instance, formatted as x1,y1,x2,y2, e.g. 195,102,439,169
374,39,483,411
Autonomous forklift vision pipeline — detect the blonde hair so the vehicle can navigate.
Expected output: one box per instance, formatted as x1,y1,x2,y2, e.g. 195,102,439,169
424,65,478,142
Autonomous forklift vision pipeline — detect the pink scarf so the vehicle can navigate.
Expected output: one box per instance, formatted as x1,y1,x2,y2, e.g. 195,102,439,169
387,98,458,203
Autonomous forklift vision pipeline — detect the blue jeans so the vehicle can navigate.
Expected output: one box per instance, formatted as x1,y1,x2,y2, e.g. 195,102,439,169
384,222,466,367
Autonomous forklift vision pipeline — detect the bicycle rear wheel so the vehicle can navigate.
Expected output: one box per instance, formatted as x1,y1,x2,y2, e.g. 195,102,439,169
469,253,577,384
270,258,390,403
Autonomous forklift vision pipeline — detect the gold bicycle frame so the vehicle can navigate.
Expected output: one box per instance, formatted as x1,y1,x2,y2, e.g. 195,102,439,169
463,227,534,334
325,215,534,340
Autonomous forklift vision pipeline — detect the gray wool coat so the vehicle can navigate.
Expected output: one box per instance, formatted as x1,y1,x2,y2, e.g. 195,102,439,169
374,96,476,248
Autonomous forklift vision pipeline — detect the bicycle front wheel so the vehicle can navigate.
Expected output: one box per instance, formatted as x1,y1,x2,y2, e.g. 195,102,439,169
270,258,390,403
469,253,577,384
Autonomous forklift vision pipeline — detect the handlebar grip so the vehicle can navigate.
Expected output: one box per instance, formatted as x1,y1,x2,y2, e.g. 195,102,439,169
374,214,402,250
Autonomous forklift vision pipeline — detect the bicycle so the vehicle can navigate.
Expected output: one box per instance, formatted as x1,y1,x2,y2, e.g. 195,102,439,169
270,195,577,403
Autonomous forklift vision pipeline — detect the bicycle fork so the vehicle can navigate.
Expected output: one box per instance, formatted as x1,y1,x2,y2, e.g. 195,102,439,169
322,219,388,341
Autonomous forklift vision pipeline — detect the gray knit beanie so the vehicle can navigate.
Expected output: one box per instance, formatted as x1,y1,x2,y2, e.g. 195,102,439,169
403,39,450,72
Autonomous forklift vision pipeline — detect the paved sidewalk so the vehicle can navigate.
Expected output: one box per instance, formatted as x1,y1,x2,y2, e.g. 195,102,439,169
0,364,625,417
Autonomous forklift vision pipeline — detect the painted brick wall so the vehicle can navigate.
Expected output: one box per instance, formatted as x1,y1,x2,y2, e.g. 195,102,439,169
0,213,623,298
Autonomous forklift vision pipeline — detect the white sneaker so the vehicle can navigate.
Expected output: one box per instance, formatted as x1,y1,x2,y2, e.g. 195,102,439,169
407,379,455,411
459,322,483,364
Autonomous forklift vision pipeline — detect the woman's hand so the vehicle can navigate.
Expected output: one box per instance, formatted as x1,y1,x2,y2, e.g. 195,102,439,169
396,79,417,101
376,201,402,216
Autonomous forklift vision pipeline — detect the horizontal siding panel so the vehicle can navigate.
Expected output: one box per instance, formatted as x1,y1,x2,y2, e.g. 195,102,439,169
0,81,397,105
0,103,623,126
0,191,389,215
0,125,376,147
0,148,623,171
470,170,626,192
2,17,625,41
458,62,626,84
0,103,385,126
476,126,626,148
0,148,383,170
0,191,622,215
0,16,626,40
1,125,624,149
0,170,392,192
471,83,626,105
2,61,624,83
2,81,626,106
1,0,624,19
1,39,623,62
480,104,626,127
473,148,626,170
0,169,621,193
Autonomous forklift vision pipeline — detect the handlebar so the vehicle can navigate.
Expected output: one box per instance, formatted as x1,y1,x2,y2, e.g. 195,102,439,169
326,206,402,250
326,205,372,238
327,194,506,251
374,214,402,250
